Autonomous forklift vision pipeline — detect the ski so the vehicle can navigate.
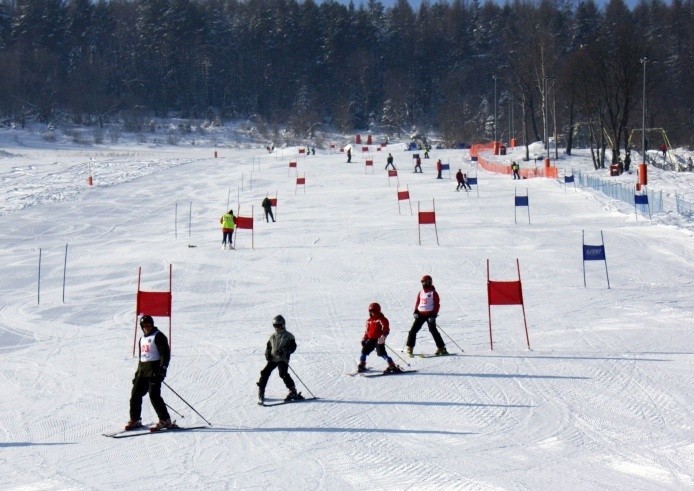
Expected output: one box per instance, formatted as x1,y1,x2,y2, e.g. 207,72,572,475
416,352,461,358
103,426,207,439
259,397,318,407
362,370,418,378
347,367,373,376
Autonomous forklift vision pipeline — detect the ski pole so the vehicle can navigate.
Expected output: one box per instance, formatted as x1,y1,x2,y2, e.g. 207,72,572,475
287,365,316,399
163,381,212,426
385,343,411,367
165,403,185,419
437,324,465,353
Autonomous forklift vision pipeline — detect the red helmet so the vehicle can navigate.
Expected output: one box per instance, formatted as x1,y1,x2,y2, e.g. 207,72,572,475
368,302,381,315
421,275,433,286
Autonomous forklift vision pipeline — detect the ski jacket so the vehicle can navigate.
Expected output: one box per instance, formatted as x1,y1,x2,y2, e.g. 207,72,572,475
265,328,297,363
363,313,390,340
262,197,272,210
135,328,170,379
414,286,440,315
456,171,464,183
220,213,236,230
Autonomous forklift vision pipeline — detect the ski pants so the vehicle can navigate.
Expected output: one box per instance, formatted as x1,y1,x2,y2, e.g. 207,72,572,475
264,208,275,222
407,314,445,349
222,229,234,245
360,339,392,364
129,376,170,422
258,360,295,391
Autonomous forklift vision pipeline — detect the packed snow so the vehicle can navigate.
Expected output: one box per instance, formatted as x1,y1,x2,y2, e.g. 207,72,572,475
0,125,692,490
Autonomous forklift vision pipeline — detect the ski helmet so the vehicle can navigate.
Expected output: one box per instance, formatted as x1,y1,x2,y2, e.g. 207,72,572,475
272,315,286,328
420,275,433,286
140,315,154,326
368,302,381,315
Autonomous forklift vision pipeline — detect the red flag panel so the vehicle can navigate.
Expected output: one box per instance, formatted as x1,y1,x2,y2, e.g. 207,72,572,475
236,216,254,229
487,280,523,305
388,170,398,177
269,198,277,206
418,211,436,224
137,291,172,316
296,177,306,185
289,161,297,167
397,190,410,200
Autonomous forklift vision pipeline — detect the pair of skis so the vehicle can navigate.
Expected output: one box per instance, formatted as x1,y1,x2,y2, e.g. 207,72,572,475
103,423,208,439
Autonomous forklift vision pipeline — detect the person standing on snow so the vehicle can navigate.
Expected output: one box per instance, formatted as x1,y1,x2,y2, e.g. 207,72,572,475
220,209,236,250
414,156,423,173
257,315,304,403
347,147,352,163
455,169,467,191
511,161,521,180
385,153,396,170
406,275,447,356
261,197,275,223
436,159,443,179
357,303,402,374
125,315,174,431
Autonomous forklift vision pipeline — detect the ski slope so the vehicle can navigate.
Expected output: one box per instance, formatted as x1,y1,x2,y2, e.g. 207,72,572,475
0,128,692,490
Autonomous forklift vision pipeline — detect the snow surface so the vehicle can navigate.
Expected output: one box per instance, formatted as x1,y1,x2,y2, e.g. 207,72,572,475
0,126,692,490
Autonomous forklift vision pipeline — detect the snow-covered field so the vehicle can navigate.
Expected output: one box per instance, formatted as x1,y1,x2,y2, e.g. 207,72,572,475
0,126,692,490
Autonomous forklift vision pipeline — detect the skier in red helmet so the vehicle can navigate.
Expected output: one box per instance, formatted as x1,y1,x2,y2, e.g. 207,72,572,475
357,303,402,374
406,275,447,356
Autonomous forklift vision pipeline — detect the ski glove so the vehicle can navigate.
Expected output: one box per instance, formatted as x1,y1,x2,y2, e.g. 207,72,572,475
159,366,167,382
377,335,386,345
413,312,419,319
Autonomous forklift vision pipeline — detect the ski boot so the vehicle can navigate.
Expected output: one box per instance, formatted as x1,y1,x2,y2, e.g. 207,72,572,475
384,362,403,374
285,388,305,402
124,419,143,431
435,347,449,356
150,418,176,431
357,361,367,373
405,346,414,358
257,382,265,404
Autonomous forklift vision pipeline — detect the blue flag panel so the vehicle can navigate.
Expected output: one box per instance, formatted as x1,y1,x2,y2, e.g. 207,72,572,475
583,244,606,261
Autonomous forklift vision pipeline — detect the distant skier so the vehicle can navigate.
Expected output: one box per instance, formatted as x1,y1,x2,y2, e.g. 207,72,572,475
125,315,174,431
405,275,447,356
347,147,352,163
436,159,443,179
257,315,304,404
414,156,422,173
455,169,471,191
385,153,396,170
262,196,275,223
511,161,520,180
357,303,402,374
220,209,236,250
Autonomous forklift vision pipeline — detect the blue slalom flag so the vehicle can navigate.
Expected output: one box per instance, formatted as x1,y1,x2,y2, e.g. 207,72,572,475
515,196,529,207
466,177,477,186
564,175,575,183
583,244,606,261
441,163,450,170
635,194,648,205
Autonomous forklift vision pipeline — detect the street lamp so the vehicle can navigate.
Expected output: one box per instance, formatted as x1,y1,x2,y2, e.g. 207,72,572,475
640,57,647,165
493,75,497,143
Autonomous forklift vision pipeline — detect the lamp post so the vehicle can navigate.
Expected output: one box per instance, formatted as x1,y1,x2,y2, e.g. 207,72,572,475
493,75,497,143
640,57,647,165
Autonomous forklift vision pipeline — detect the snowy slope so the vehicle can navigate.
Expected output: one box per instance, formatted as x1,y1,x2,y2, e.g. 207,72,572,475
0,128,692,490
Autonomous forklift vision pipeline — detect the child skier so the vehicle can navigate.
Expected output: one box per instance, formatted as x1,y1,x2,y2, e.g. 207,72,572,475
257,315,304,404
357,303,402,374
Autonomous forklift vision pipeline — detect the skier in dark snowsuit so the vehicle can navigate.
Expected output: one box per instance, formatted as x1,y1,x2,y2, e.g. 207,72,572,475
257,315,304,403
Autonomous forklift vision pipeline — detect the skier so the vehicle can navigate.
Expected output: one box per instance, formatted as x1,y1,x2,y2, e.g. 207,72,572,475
455,169,470,191
385,153,396,170
261,196,275,223
347,147,352,163
125,315,174,431
436,159,443,179
220,209,236,250
414,156,422,173
511,161,521,180
257,315,304,403
405,275,448,356
357,303,402,374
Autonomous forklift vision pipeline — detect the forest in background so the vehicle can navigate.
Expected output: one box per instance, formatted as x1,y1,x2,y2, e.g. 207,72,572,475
0,0,691,156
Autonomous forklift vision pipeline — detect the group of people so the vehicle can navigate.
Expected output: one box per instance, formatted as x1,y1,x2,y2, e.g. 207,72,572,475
219,197,276,249
126,275,449,428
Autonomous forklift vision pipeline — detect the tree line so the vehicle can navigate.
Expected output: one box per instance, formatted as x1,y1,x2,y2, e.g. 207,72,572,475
0,0,691,157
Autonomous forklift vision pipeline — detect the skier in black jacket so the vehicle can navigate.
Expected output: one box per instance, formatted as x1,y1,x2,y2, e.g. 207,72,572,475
125,315,173,431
